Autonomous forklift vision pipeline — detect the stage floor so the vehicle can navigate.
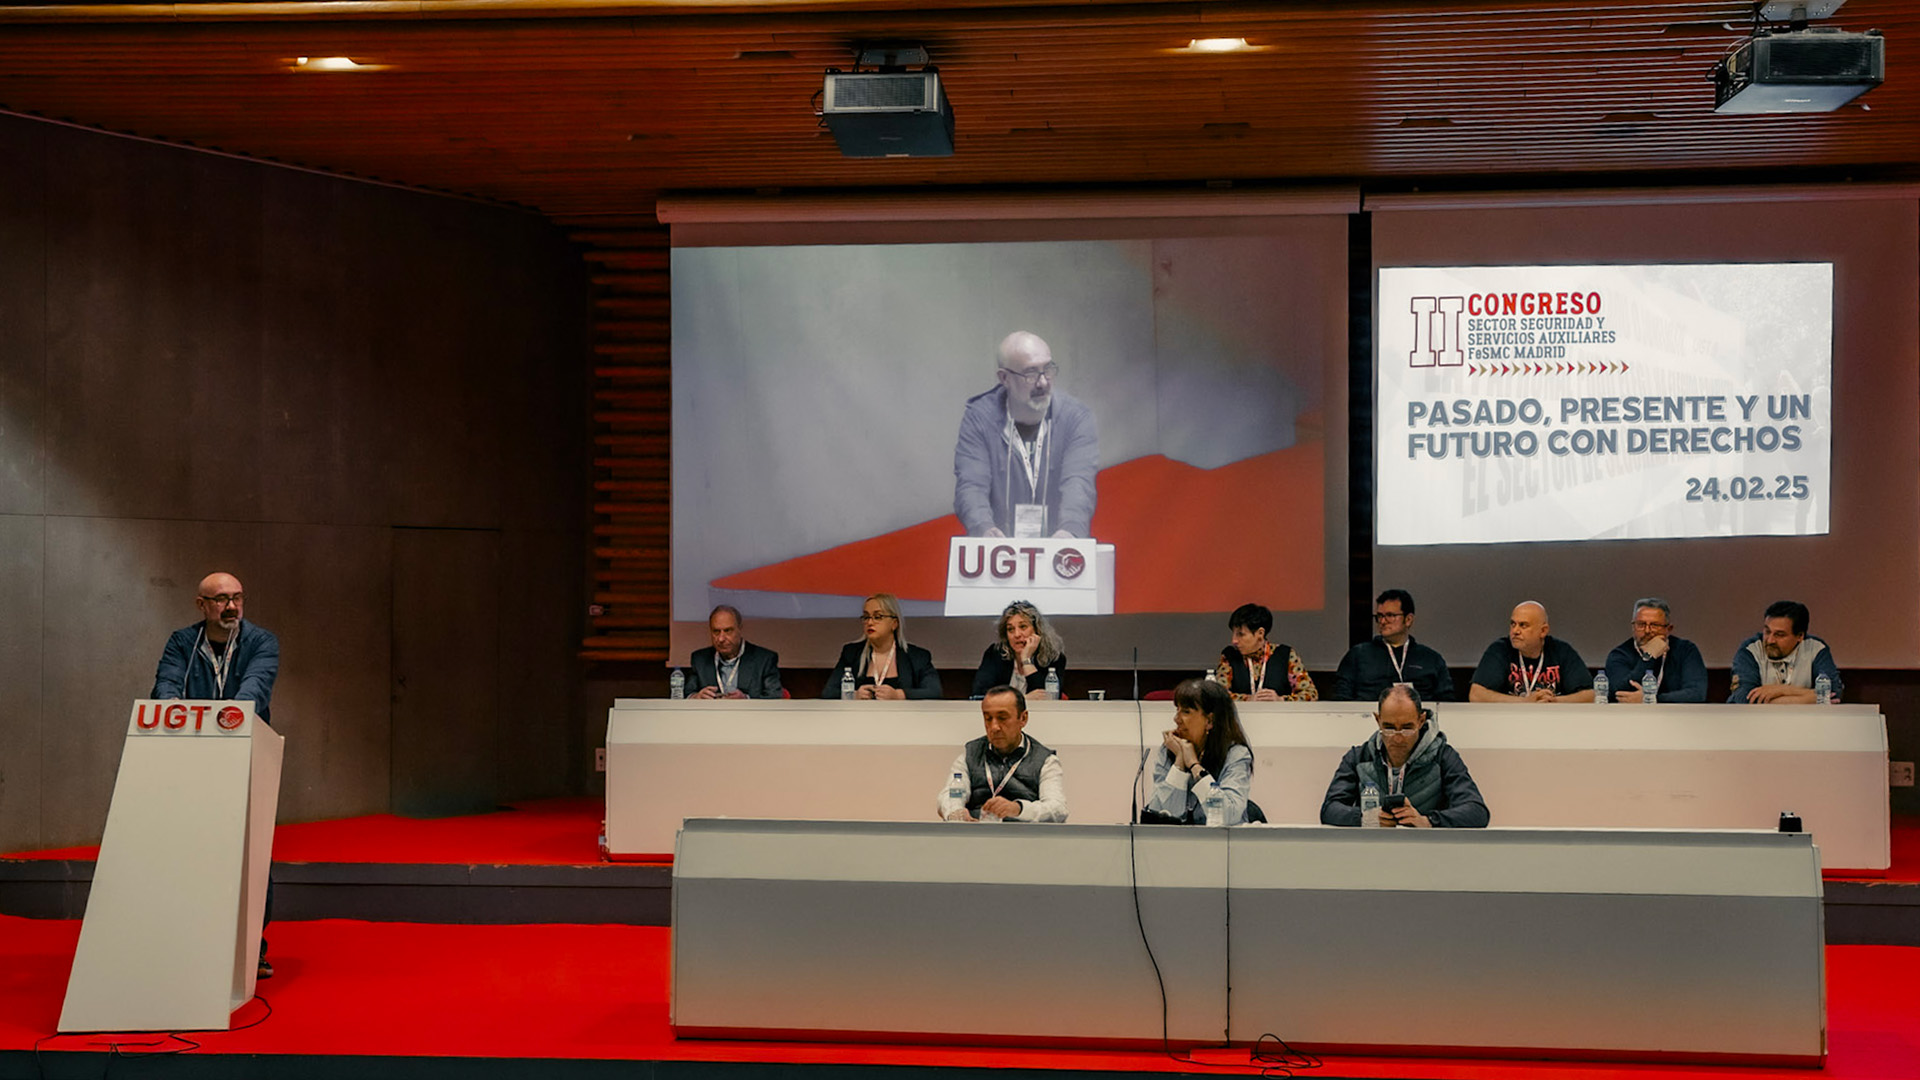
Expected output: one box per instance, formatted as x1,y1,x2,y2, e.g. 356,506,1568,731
3,917,1918,1079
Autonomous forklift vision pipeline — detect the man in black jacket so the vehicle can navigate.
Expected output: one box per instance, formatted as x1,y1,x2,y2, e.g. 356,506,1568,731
1321,685,1488,828
1330,588,1455,702
687,605,783,699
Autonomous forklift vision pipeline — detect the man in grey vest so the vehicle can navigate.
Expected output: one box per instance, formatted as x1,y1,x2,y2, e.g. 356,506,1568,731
937,685,1068,822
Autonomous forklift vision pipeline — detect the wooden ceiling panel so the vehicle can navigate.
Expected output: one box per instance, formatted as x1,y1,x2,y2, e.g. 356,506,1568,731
0,0,1914,215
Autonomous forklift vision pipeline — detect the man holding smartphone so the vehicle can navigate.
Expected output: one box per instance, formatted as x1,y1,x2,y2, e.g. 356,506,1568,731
1319,685,1489,828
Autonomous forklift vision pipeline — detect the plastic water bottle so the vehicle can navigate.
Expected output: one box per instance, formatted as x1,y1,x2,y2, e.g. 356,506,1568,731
669,669,685,699
1044,667,1060,699
1203,786,1226,827
947,770,967,819
1204,668,1218,683
840,668,856,700
1641,669,1660,705
1592,670,1609,705
1360,779,1380,827
1815,674,1832,705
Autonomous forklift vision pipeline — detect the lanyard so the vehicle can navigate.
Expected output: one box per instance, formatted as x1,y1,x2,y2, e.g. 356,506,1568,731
1004,413,1049,495
986,738,1032,799
196,624,236,696
1383,639,1409,682
1516,648,1546,696
718,654,739,695
1248,643,1274,695
866,645,895,686
1386,761,1407,795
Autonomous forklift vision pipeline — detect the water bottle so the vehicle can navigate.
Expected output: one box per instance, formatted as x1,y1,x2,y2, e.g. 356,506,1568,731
1641,669,1660,705
1592,670,1609,705
1360,779,1380,827
1204,668,1218,683
1203,786,1226,827
840,668,855,700
1044,666,1060,699
947,770,967,819
669,669,685,700
1815,674,1832,705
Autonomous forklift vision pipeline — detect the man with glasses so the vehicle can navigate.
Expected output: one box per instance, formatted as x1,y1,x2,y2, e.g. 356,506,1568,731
954,330,1100,539
1320,685,1488,828
1601,598,1708,703
1330,588,1456,702
151,570,281,977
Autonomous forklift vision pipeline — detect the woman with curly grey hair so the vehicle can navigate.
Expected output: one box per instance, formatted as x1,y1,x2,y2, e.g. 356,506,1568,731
970,599,1067,699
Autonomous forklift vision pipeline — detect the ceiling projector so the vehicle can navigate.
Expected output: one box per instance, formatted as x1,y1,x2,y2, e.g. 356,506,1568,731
1713,28,1884,113
821,70,955,158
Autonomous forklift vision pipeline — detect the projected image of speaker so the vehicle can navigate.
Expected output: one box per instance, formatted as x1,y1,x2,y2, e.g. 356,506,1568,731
822,71,955,158
1713,29,1884,114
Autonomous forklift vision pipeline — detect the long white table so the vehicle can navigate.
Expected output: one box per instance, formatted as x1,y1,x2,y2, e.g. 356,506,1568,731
672,819,1826,1063
607,699,1889,869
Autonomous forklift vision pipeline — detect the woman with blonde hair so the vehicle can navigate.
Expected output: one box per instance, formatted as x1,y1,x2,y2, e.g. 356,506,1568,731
821,593,942,699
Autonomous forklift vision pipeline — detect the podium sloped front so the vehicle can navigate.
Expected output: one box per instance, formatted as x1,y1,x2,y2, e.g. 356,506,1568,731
59,700,284,1033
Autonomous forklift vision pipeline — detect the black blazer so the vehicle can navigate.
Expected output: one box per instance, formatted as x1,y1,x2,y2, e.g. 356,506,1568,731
820,640,942,699
688,641,783,699
971,646,1068,699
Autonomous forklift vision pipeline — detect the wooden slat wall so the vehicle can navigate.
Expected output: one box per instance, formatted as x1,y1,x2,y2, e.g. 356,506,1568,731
571,217,672,661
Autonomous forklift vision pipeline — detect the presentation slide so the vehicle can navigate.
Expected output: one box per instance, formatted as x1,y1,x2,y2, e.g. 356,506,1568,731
1377,263,1831,546
669,222,1350,666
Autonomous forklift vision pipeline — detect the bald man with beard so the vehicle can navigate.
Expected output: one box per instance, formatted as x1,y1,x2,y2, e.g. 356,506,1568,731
1468,601,1594,704
954,330,1100,539
151,570,282,978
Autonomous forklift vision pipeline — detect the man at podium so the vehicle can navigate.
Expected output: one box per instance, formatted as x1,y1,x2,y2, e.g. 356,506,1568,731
153,572,280,723
151,570,280,976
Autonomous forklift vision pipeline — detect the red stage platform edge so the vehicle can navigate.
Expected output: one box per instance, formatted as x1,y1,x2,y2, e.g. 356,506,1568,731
4,917,1918,1079
8,799,1916,881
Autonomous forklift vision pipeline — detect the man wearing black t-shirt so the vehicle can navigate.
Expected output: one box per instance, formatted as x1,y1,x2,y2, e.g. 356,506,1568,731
1468,601,1594,703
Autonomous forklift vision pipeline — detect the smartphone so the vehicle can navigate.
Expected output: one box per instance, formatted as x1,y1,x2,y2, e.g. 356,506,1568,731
1379,793,1409,811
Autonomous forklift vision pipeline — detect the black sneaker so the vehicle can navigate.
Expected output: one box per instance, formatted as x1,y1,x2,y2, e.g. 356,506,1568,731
257,957,274,979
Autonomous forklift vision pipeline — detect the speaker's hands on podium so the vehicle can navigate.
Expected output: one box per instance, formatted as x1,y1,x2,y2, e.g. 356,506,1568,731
981,796,1021,820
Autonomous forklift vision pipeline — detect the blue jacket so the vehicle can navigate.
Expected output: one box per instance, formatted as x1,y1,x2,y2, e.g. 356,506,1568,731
953,386,1100,538
151,620,280,724
1603,636,1708,703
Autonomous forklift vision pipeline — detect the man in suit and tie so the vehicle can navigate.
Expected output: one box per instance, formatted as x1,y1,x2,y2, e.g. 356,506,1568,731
688,604,784,699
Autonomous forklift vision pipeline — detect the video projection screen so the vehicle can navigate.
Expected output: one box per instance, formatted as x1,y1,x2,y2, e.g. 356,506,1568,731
1372,192,1919,669
668,208,1351,668
1378,262,1833,546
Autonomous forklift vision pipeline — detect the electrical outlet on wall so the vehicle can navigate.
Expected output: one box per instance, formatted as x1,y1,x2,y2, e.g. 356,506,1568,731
1892,761,1915,787
595,748,607,772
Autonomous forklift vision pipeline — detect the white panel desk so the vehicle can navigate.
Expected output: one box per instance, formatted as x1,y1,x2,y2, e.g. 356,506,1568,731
607,699,1888,869
672,819,1826,1064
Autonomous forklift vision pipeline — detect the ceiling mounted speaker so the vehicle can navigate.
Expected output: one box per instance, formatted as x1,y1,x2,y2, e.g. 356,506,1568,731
822,71,955,158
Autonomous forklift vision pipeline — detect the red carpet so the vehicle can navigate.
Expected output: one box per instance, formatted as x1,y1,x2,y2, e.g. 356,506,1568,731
2,798,610,866
712,440,1326,613
3,916,1915,1076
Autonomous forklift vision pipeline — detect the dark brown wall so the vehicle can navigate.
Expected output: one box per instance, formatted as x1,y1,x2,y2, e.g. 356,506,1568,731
0,114,589,852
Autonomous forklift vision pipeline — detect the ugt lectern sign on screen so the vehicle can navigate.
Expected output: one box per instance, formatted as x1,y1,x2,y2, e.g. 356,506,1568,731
1376,263,1832,546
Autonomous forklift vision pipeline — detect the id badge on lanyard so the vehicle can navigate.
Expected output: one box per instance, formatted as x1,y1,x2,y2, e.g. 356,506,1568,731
1007,415,1049,538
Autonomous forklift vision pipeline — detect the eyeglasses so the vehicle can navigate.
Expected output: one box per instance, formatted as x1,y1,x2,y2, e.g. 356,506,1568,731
859,612,896,622
1000,363,1059,384
1378,726,1421,738
199,594,244,606
1373,611,1406,622
1631,621,1669,631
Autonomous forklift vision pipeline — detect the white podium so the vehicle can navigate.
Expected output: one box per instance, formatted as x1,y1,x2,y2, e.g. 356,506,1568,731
943,536,1115,615
59,699,284,1033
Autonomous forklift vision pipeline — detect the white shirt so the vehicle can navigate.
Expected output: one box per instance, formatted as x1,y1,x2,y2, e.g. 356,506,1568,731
935,744,1069,823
